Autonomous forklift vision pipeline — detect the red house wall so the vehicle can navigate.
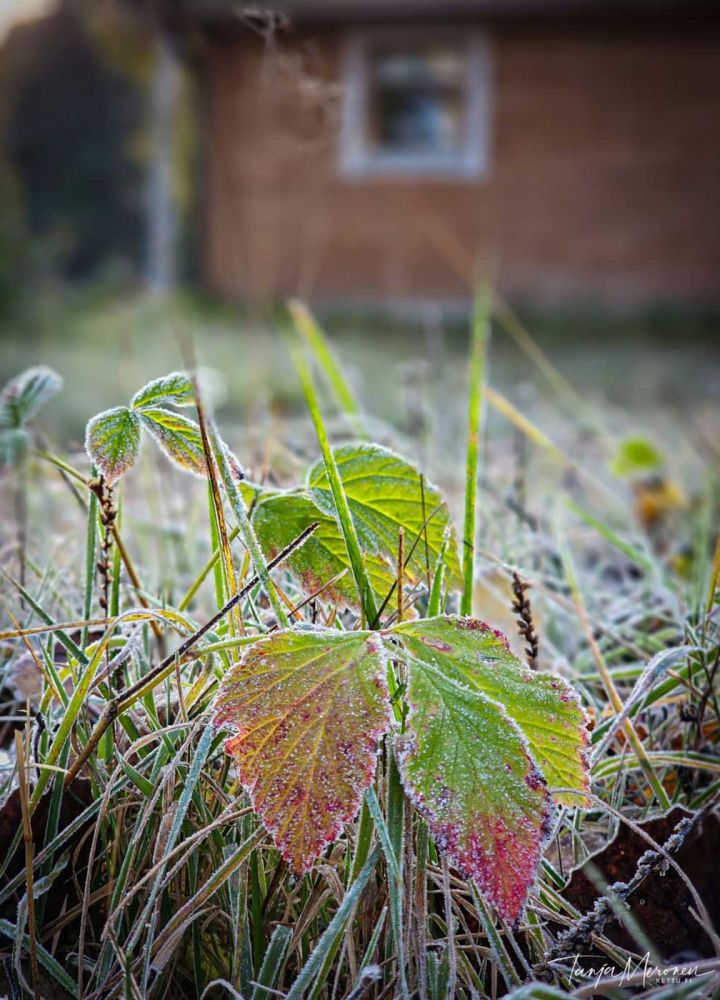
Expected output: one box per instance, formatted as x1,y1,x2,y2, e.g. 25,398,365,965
204,18,720,307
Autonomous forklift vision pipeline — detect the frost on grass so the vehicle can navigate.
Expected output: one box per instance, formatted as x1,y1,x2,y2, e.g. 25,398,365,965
390,624,553,925
392,616,591,807
85,406,141,484
307,442,462,587
213,629,392,873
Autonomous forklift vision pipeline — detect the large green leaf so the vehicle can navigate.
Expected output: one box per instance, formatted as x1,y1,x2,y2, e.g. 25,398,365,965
130,371,195,410
391,617,590,807
214,628,391,873
388,621,554,924
307,443,461,587
139,407,208,477
252,491,396,612
85,406,141,484
0,365,62,429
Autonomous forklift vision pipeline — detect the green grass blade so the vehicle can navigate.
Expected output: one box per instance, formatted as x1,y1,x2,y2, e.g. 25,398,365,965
428,529,450,618
285,845,381,1000
252,924,293,1000
461,288,491,616
294,351,378,624
209,422,289,628
0,918,79,998
470,884,521,988
288,299,361,418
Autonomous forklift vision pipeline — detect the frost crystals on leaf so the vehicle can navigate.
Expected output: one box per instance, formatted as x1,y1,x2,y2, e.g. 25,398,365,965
213,629,392,874
85,406,141,485
212,614,590,922
386,616,590,924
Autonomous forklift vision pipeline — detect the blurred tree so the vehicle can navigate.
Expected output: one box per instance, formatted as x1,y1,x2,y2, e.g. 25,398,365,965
4,0,145,281
0,0,204,311
145,32,181,293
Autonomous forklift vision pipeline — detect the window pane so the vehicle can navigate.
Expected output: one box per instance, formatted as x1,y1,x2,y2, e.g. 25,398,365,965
367,46,466,156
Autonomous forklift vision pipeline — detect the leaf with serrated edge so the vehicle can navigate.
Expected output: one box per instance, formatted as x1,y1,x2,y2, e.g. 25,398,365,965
213,629,391,873
139,408,208,477
391,616,590,807
140,408,244,481
130,372,194,409
386,622,554,924
253,491,396,612
307,443,461,587
0,365,62,429
85,407,141,484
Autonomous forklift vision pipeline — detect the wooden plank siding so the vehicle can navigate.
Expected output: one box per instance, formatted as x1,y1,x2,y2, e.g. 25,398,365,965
203,17,720,307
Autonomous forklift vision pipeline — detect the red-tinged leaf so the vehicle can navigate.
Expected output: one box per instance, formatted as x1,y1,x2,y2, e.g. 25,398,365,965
391,616,590,807
213,629,392,873
388,626,553,924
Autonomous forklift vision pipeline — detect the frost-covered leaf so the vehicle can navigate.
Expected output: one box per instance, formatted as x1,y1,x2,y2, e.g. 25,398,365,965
253,491,396,611
139,407,208,477
0,365,62,429
130,372,194,410
85,406,141,484
387,620,555,924
214,628,391,873
307,443,461,587
0,428,30,470
139,407,244,481
392,617,590,808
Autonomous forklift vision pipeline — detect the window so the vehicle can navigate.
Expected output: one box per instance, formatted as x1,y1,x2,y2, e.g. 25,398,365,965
340,32,491,179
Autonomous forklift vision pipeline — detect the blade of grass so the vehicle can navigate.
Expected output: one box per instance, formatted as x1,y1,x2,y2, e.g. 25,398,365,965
428,529,450,618
209,421,289,629
150,827,266,973
62,523,318,792
0,919,78,998
557,525,671,809
252,925,293,1000
294,350,378,625
15,729,40,998
194,381,243,638
461,288,491,615
285,845,381,1000
288,299,362,420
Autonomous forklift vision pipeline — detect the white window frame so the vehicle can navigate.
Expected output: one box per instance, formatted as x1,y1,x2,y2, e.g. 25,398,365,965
339,28,492,181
